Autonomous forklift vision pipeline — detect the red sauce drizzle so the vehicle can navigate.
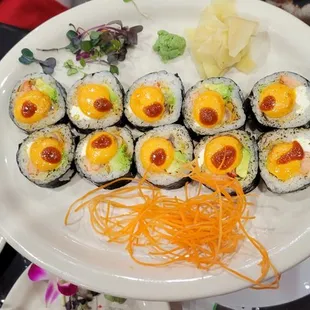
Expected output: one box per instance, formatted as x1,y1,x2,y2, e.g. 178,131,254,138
199,108,218,126
260,96,276,112
91,135,112,149
21,101,37,118
150,148,166,166
93,98,113,112
143,102,163,118
41,147,62,164
211,146,237,170
277,141,304,164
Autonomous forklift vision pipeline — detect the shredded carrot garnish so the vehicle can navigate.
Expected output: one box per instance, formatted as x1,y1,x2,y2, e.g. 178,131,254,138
65,161,280,289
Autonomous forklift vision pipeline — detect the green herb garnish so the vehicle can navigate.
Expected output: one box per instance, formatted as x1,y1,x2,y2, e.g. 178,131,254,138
64,59,86,77
37,21,143,75
18,48,56,75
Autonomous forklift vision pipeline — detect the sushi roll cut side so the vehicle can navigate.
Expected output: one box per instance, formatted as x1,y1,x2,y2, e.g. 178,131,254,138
67,71,124,132
183,77,246,136
249,71,310,130
135,125,193,189
16,124,76,188
125,71,184,130
9,73,66,133
75,127,135,189
194,130,259,194
258,128,310,194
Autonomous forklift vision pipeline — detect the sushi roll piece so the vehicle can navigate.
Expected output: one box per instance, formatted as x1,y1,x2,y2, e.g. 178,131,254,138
75,127,135,189
124,71,184,131
183,77,246,137
258,128,310,194
16,124,76,188
135,124,193,189
248,71,310,130
67,71,124,132
194,130,259,194
9,73,66,133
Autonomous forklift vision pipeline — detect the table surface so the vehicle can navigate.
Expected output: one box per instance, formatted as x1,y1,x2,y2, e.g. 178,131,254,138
2,2,310,308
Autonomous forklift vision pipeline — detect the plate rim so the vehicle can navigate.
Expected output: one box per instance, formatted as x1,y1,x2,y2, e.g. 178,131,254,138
1,0,310,301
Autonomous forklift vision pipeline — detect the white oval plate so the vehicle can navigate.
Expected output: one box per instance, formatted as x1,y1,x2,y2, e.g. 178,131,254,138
2,267,170,310
1,0,310,301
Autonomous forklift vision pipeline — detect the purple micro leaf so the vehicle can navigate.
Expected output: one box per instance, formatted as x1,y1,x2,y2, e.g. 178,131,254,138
129,25,143,34
57,280,78,296
28,264,50,282
45,280,60,306
76,51,92,61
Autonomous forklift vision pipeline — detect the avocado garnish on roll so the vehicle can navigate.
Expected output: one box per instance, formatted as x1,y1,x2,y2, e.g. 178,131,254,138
135,124,193,189
75,126,135,189
9,73,66,133
183,77,246,137
194,130,259,193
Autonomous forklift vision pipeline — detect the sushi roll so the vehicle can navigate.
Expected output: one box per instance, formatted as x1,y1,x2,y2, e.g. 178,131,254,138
135,124,193,189
258,128,310,193
67,71,124,132
9,73,66,133
183,77,246,137
124,71,184,131
16,124,76,188
248,71,310,130
194,130,259,194
75,127,135,189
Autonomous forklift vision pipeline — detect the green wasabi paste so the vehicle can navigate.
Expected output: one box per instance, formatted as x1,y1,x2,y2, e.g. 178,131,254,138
153,30,186,63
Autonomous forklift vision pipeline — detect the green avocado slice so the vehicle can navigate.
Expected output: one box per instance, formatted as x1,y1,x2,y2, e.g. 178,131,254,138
236,148,251,178
166,151,188,174
35,79,58,102
205,83,233,101
109,144,131,172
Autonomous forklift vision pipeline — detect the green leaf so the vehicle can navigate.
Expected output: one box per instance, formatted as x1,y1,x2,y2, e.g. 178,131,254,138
123,0,132,2
80,58,86,67
67,68,79,76
66,30,78,40
110,65,119,75
80,40,93,52
21,48,34,58
19,55,34,65
67,42,80,54
64,59,74,69
111,39,121,50
90,31,101,40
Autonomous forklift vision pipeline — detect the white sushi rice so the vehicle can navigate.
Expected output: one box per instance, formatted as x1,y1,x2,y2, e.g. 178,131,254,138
194,130,258,193
124,71,184,128
183,77,246,136
259,128,310,193
251,72,310,128
9,73,66,133
17,124,75,187
67,71,124,131
135,124,193,188
75,127,134,185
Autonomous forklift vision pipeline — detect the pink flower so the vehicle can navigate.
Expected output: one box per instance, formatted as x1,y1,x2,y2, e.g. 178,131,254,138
28,264,78,306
